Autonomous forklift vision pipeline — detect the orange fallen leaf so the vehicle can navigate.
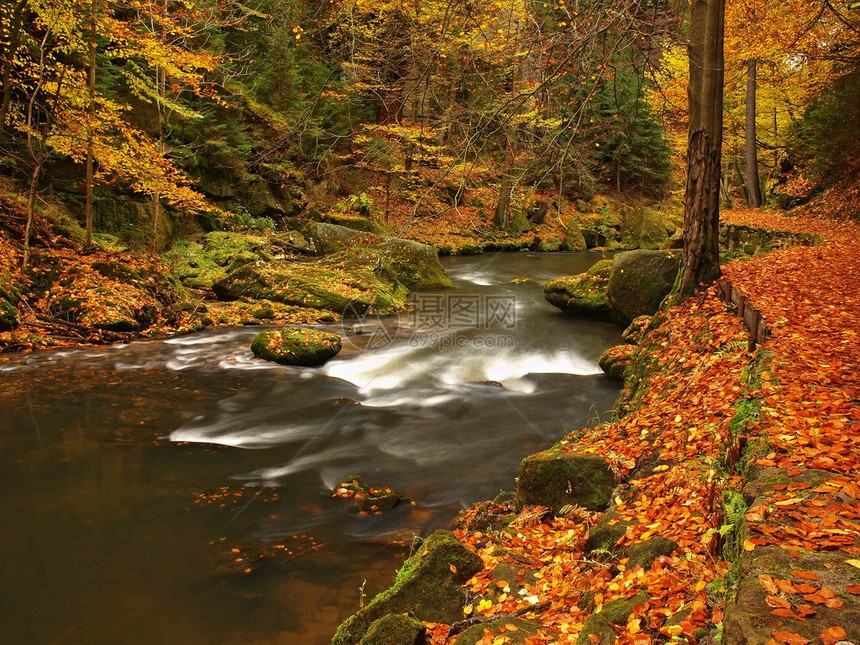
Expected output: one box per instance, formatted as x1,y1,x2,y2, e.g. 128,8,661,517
450,564,458,574
791,571,820,581
772,630,809,645
820,626,846,645
766,595,791,609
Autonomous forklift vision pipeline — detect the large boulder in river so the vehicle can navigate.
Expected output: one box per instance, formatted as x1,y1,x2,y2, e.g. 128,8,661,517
605,250,680,326
516,449,615,512
213,250,410,315
251,327,341,366
332,530,483,645
544,259,613,319
304,222,453,290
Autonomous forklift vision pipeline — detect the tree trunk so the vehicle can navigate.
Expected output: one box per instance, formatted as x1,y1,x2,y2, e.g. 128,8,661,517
151,64,165,253
678,0,725,299
85,0,97,248
745,59,762,208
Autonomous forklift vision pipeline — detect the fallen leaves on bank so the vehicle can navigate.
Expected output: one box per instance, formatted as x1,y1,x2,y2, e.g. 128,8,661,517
425,209,859,644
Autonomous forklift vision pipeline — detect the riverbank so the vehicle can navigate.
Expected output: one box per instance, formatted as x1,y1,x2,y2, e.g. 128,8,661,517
334,207,859,645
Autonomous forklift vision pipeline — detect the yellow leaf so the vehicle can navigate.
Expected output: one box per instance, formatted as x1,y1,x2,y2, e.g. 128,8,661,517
847,559,860,568
743,539,756,551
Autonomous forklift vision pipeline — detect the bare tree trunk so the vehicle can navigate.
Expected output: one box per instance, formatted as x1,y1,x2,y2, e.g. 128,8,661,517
85,0,97,248
151,63,165,253
745,59,762,208
23,163,42,271
678,0,725,299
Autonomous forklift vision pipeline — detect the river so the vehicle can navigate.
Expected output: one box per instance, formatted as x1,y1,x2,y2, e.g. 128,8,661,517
0,252,621,645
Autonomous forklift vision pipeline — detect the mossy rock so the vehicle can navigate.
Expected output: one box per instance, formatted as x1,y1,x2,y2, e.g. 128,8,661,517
516,450,615,512
251,327,341,366
357,614,426,645
575,592,648,645
213,252,409,315
453,617,544,644
625,536,678,570
0,298,20,332
560,218,588,251
544,259,613,320
584,508,633,554
725,545,860,645
605,250,680,326
305,222,452,290
166,231,313,289
620,206,670,250
621,315,651,344
598,345,636,381
332,530,483,645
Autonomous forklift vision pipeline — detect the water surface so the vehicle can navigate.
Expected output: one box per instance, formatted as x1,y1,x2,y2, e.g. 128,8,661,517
0,252,620,644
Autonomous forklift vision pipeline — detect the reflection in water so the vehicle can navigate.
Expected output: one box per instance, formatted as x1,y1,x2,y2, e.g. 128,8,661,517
0,252,620,644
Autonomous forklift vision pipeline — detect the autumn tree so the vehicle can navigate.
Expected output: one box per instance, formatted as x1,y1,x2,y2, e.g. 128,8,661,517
677,0,725,298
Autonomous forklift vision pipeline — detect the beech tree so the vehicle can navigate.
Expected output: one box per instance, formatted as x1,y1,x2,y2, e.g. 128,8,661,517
678,0,725,298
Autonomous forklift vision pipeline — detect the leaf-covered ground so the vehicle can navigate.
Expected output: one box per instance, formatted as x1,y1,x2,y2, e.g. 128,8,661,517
422,209,859,645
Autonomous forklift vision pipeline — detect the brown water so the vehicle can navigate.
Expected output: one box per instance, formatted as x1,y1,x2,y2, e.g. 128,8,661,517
0,252,621,645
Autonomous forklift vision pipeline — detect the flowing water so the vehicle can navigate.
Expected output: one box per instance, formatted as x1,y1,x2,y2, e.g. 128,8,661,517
0,252,621,645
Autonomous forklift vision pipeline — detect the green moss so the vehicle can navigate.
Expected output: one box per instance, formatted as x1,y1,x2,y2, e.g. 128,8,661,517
251,327,342,366
516,449,615,512
0,298,20,332
332,530,482,645
544,259,613,319
575,592,648,645
358,614,425,645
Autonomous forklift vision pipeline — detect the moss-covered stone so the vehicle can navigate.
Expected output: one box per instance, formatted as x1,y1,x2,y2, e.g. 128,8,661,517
304,222,453,290
358,614,426,645
620,206,670,250
166,230,313,289
598,344,636,381
605,250,680,326
621,315,651,344
213,251,410,315
584,508,633,554
516,450,615,512
453,617,544,644
625,536,678,570
725,545,860,645
332,530,483,645
250,327,342,366
560,218,588,251
0,297,20,331
575,592,648,645
544,259,613,320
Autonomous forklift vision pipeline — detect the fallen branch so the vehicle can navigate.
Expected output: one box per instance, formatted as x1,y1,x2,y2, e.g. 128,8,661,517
446,602,551,638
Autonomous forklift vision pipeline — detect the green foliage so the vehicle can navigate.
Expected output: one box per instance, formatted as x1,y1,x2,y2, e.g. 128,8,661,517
788,69,860,184
587,62,673,196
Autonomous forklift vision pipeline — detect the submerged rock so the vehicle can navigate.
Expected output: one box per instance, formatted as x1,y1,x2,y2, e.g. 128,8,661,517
332,530,483,645
516,449,615,512
605,250,680,326
544,259,613,319
250,327,341,366
332,474,409,514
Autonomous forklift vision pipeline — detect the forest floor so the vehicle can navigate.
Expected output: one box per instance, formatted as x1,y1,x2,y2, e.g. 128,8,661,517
428,207,859,645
